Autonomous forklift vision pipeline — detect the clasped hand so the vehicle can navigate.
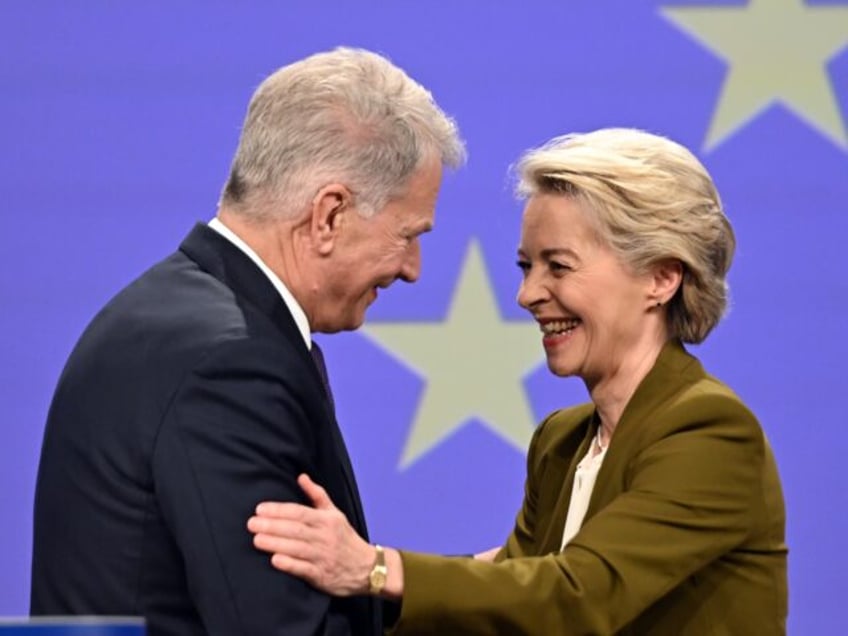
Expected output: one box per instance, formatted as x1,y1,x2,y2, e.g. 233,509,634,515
247,473,376,596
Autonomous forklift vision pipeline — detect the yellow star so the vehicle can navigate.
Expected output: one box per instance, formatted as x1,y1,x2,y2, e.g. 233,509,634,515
363,240,544,469
661,0,848,150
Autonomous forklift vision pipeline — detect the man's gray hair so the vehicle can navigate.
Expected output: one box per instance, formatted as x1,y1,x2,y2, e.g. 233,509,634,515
221,47,465,220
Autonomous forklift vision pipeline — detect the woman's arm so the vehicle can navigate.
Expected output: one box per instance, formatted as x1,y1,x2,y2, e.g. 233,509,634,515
248,473,407,599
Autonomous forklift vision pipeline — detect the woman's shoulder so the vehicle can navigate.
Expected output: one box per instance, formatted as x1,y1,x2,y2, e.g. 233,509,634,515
671,372,757,425
638,369,765,457
646,342,761,433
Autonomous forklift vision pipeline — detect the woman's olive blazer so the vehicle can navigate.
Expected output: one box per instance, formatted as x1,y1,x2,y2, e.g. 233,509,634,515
391,341,787,635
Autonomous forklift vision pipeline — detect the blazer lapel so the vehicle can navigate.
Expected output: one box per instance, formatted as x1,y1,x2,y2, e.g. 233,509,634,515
539,415,596,554
584,340,704,519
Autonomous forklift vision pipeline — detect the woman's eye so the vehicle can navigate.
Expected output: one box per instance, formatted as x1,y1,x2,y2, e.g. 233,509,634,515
516,260,531,274
551,262,572,273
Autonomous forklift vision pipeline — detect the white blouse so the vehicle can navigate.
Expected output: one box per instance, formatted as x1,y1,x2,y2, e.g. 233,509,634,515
561,428,609,549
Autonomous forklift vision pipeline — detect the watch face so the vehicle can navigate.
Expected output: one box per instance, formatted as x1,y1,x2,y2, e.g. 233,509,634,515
370,568,387,591
368,567,386,594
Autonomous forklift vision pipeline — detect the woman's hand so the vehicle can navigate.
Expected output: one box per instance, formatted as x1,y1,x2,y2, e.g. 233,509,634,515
248,473,375,596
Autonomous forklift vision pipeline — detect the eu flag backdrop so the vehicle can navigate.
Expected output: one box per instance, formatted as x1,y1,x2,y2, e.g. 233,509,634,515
2,2,847,633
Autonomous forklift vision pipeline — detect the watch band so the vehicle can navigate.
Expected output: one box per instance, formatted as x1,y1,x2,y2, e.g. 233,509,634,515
368,544,388,595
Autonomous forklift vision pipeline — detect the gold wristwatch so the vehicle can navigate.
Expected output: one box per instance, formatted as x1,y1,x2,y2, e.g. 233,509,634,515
368,544,388,595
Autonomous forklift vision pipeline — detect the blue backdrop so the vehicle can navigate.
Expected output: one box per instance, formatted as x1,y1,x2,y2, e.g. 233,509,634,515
2,2,847,633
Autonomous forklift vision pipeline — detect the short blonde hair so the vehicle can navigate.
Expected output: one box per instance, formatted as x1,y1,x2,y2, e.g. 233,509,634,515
222,47,465,219
517,128,735,344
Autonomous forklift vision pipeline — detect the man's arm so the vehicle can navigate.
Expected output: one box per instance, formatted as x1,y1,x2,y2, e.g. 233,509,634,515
153,338,340,635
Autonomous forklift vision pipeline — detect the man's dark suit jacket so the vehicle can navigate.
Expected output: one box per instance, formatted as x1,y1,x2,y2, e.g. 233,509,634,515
31,223,380,636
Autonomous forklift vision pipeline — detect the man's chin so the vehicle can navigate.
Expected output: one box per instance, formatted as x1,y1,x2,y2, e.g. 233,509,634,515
315,299,372,334
318,318,364,334
342,310,369,333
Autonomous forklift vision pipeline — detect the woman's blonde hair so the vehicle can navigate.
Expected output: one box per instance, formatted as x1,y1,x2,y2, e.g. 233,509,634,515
517,128,735,344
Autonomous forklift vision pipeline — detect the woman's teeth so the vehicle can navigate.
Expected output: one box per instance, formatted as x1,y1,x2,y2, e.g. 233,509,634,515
541,319,580,335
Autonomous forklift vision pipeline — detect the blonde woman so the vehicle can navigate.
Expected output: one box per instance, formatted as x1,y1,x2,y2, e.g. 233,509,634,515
249,128,787,635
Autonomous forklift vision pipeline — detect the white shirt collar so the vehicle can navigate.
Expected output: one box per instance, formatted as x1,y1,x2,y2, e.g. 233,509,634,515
208,217,312,349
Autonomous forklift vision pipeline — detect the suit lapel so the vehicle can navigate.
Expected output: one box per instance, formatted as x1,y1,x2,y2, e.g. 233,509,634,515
178,223,369,537
316,388,369,539
179,223,303,343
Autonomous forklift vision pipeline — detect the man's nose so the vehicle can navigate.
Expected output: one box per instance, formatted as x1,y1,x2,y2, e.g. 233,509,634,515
399,240,421,283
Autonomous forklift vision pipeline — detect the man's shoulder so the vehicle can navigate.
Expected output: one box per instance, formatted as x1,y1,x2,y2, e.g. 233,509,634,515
97,248,272,346
64,247,303,397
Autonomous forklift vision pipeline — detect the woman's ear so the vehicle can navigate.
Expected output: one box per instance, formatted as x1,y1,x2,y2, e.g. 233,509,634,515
649,259,683,307
310,183,353,256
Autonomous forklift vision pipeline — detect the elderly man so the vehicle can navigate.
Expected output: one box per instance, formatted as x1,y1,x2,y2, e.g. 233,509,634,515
31,47,464,635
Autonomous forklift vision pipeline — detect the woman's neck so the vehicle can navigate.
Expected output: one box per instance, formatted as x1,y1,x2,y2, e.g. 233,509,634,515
587,336,670,445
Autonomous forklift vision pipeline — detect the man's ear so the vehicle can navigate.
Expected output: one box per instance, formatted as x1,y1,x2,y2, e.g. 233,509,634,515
648,258,684,308
310,183,353,256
